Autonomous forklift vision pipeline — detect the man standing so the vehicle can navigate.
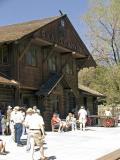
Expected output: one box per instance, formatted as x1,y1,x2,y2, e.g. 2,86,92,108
104,109,112,117
13,106,24,146
6,106,12,135
28,109,47,160
24,108,34,151
78,106,87,131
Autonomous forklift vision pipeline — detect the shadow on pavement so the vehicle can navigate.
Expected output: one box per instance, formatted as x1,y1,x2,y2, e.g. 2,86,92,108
47,156,56,160
85,128,96,131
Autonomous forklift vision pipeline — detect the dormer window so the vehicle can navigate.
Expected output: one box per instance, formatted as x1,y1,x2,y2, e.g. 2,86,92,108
58,20,66,38
0,45,9,64
60,19,65,27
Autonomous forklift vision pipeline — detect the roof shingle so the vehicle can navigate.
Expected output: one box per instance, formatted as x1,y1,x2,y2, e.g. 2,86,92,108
36,73,63,96
0,16,60,43
79,84,104,97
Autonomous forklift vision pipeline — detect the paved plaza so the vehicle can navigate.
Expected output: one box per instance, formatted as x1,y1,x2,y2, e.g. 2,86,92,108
0,126,120,160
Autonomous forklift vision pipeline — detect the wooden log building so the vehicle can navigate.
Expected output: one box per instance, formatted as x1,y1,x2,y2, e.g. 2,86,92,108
0,14,96,130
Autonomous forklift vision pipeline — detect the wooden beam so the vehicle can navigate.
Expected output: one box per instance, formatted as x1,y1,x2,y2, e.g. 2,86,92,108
20,85,37,90
72,52,86,58
54,44,72,53
42,45,56,63
96,148,120,160
34,38,53,46
48,75,64,95
18,39,34,61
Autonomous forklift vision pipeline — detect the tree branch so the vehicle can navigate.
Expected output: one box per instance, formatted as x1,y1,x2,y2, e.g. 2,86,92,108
111,30,118,64
99,19,112,36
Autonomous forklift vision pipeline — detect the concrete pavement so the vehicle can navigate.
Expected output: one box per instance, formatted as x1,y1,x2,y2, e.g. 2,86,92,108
0,126,120,160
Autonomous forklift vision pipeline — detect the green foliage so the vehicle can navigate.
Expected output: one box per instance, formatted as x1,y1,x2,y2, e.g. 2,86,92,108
78,64,120,105
80,0,120,105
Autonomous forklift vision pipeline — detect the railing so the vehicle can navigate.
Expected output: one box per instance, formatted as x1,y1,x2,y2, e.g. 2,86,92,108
86,115,118,127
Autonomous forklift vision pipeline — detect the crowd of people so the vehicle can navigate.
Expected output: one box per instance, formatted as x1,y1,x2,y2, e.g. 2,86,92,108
0,105,47,160
0,104,112,159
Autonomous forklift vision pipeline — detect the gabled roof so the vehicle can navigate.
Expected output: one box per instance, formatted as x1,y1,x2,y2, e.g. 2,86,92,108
78,84,104,97
0,16,61,43
0,15,96,67
36,73,63,96
0,76,18,86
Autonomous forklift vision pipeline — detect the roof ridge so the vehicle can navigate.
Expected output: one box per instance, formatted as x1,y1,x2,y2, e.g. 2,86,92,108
0,15,61,28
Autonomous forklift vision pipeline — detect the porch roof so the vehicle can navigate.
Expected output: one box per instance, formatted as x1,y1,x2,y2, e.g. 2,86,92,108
0,76,18,86
36,73,63,96
78,84,104,97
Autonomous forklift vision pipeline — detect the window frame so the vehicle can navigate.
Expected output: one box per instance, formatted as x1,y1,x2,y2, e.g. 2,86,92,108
0,45,9,64
62,55,73,75
48,55,57,72
26,46,37,67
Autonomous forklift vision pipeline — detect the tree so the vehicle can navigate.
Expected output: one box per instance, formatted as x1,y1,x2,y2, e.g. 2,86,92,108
78,64,120,104
82,0,120,65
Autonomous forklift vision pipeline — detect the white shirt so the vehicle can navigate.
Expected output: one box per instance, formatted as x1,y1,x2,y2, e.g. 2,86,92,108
10,110,15,122
105,110,112,116
78,109,87,119
28,113,44,130
24,114,32,127
13,111,24,124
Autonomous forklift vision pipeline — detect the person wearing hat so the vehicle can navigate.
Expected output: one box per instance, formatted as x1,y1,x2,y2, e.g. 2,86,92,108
24,108,34,151
78,106,87,131
13,106,24,146
6,106,12,135
9,106,18,140
32,106,40,115
26,108,47,160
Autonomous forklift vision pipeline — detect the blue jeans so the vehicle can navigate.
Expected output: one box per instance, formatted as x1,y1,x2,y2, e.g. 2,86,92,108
71,122,77,130
15,123,23,144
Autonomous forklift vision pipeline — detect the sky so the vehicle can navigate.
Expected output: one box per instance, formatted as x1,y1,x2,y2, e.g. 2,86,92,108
0,0,90,49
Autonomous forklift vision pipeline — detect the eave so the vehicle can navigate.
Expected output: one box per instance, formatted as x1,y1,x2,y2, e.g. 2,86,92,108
34,37,86,58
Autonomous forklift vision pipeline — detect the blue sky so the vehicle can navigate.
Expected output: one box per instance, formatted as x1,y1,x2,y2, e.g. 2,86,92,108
0,0,90,49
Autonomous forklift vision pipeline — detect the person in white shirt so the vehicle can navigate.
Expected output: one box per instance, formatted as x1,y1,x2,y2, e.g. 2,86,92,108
24,108,33,151
13,106,24,146
10,108,17,140
32,106,40,115
78,106,87,131
27,109,47,160
66,113,77,131
104,109,112,117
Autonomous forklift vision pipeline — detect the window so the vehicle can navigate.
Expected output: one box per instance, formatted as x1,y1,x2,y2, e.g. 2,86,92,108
26,47,37,66
60,19,65,27
42,47,48,60
65,58,73,74
48,56,56,72
23,96,30,106
58,20,66,38
51,96,60,113
65,64,72,74
0,46,9,64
